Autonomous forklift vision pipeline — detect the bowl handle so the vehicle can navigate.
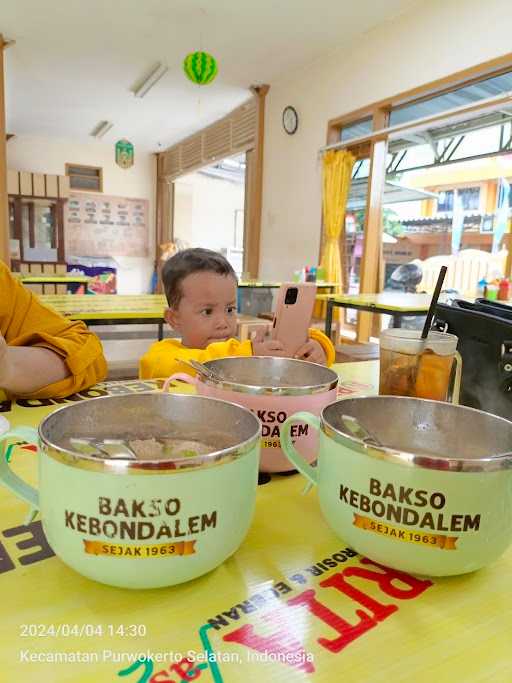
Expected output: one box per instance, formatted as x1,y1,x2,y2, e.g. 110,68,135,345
281,412,320,489
162,373,198,393
0,427,40,522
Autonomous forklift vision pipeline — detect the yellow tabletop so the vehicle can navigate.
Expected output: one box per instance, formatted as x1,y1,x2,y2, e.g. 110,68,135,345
40,295,168,320
19,275,91,285
0,363,510,682
317,292,432,312
239,282,338,289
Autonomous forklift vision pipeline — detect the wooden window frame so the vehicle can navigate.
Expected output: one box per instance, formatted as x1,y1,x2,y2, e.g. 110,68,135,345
156,87,269,279
65,163,103,193
10,196,66,265
325,52,512,342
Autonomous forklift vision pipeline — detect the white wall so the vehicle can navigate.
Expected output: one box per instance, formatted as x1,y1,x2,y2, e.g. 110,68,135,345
260,0,512,280
7,135,156,293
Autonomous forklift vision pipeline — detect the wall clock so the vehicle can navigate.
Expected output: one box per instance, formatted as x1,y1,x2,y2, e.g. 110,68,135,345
282,106,299,135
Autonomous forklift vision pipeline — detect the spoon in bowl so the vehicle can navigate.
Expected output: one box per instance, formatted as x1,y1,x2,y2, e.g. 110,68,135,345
179,359,224,382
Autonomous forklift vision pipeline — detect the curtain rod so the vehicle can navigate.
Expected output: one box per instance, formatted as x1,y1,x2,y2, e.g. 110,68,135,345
318,90,512,155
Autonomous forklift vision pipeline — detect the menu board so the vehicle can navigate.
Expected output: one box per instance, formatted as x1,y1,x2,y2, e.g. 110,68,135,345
65,192,149,257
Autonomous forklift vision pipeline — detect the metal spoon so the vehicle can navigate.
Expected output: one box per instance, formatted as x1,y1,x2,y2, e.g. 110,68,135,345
70,438,137,460
179,359,224,382
341,415,384,448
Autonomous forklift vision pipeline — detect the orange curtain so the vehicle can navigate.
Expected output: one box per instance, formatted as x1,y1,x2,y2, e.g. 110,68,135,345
316,149,355,323
321,149,355,287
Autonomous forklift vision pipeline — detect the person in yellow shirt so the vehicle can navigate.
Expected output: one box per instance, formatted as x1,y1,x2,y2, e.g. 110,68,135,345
139,248,335,379
1,262,107,398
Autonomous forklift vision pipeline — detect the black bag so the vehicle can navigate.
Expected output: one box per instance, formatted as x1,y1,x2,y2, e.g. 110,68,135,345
434,299,512,419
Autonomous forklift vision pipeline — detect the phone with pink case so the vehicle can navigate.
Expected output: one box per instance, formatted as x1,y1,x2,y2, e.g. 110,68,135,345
271,283,317,356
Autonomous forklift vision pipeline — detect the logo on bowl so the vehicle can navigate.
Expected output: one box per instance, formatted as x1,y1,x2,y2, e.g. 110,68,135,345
340,478,481,551
64,496,218,559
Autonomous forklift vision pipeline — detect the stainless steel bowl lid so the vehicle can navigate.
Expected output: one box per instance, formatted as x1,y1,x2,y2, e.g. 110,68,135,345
202,356,338,395
322,396,512,472
39,393,261,473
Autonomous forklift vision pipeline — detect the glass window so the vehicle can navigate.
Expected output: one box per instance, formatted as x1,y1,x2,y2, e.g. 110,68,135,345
340,117,372,143
437,190,454,212
390,70,512,127
8,200,15,238
66,164,103,192
21,199,58,262
458,187,480,211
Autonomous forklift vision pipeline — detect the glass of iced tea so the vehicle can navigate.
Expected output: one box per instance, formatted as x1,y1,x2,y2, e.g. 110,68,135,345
379,329,461,402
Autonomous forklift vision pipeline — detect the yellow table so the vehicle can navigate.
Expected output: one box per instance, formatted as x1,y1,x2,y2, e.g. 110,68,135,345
239,282,338,289
19,276,91,285
39,295,269,342
320,293,432,338
1,362,510,682
40,295,169,339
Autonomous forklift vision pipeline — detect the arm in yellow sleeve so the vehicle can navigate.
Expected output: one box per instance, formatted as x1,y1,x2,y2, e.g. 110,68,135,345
308,328,336,367
0,263,107,398
139,338,253,379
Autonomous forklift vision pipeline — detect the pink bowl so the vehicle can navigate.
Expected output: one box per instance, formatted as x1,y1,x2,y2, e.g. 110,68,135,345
165,357,338,472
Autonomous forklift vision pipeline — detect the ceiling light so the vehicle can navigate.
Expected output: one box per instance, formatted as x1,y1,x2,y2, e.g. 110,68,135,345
91,121,114,139
132,63,168,98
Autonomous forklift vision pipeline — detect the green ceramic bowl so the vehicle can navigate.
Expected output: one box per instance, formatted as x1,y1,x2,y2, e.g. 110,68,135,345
0,393,260,589
281,396,512,576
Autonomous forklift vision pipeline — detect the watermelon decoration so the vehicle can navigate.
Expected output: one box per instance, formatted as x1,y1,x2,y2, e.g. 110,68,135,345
183,51,218,85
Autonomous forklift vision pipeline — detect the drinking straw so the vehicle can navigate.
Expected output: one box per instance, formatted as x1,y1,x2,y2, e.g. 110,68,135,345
421,266,448,340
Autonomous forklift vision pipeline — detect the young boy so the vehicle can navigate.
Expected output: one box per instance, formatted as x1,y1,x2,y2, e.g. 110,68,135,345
0,262,107,398
139,248,335,379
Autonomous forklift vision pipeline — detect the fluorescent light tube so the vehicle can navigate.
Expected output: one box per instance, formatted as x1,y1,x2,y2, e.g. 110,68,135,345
133,63,168,98
91,121,114,139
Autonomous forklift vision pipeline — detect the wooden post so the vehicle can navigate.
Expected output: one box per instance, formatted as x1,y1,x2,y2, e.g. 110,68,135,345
155,154,173,294
0,36,10,266
244,84,270,278
357,109,389,342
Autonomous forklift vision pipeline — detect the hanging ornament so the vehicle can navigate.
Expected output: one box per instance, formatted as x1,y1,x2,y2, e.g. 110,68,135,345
115,139,134,169
183,51,218,85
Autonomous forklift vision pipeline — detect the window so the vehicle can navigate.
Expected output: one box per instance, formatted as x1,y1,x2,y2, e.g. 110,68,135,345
340,117,372,143
458,187,480,211
65,164,103,192
436,187,481,213
389,70,512,127
437,190,454,212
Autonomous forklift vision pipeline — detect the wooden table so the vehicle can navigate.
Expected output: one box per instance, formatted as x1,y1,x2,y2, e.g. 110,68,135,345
19,275,91,285
0,362,510,681
239,281,338,289
40,295,267,341
40,294,169,339
320,293,432,339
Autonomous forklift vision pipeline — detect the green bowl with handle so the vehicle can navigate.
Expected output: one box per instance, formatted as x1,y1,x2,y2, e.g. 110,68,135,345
0,393,260,589
281,396,512,576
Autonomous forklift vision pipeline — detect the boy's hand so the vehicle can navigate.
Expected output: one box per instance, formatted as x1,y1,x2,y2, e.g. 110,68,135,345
251,328,286,357
295,339,327,365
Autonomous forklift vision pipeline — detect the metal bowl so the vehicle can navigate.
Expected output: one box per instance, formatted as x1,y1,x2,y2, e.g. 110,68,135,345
39,393,261,474
203,356,338,396
324,396,512,472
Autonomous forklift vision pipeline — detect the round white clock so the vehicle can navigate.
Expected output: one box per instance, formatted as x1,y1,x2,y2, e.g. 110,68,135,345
282,106,299,135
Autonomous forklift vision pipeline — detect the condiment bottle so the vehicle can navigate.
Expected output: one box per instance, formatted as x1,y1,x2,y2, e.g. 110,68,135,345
498,278,510,301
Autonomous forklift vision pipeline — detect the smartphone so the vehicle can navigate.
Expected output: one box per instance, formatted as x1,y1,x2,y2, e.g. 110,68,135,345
271,283,317,356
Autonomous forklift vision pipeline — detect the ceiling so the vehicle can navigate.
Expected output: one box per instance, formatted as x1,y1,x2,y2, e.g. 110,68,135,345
2,0,417,152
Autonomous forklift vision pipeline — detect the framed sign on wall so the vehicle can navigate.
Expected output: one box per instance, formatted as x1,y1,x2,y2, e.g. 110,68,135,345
65,192,149,257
